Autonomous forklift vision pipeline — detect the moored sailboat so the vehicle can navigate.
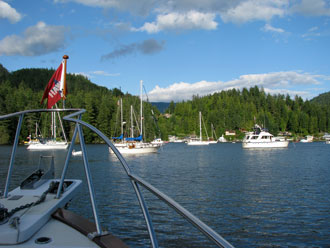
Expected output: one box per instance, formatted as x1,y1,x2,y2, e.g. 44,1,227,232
187,112,210,145
110,80,160,154
27,56,69,150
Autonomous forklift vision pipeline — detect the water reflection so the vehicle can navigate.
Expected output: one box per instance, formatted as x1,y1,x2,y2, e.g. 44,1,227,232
1,142,330,247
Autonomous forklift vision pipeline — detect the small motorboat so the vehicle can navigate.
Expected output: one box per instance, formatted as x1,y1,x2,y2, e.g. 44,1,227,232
72,149,82,156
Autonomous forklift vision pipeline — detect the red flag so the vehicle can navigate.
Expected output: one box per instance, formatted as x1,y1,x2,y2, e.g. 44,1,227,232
41,62,64,109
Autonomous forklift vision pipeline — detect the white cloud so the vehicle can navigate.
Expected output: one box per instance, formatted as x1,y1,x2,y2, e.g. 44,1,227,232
133,11,218,33
0,22,68,56
55,0,156,15
90,70,120,76
74,70,120,80
147,71,326,102
55,0,330,27
262,23,285,33
264,88,310,98
292,0,330,16
0,0,22,23
220,0,288,23
302,26,322,38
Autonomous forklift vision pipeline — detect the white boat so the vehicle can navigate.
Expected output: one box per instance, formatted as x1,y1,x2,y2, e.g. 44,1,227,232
300,135,313,143
114,142,159,154
72,149,82,156
0,108,233,248
218,135,227,143
151,138,165,146
110,81,160,154
27,139,68,150
187,112,210,146
322,133,330,144
242,124,289,149
187,138,210,145
27,121,68,150
27,57,69,150
169,136,184,143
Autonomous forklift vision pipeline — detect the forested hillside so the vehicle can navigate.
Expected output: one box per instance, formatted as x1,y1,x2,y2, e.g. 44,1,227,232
158,87,330,140
0,64,329,144
0,65,160,144
311,91,330,106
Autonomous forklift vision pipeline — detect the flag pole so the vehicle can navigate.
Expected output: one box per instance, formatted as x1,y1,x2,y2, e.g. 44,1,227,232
62,55,69,109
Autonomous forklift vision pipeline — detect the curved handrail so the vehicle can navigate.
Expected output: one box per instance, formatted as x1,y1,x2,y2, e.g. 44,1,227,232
1,109,234,248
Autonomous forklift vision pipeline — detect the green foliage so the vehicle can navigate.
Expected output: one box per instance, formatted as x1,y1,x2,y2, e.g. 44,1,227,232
311,91,330,106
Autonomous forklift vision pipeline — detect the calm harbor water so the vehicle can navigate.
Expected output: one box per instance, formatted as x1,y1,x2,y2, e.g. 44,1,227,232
1,142,330,247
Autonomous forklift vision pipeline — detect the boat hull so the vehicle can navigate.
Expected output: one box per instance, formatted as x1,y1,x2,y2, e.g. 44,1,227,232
187,141,210,146
110,143,159,154
242,141,289,148
27,142,68,150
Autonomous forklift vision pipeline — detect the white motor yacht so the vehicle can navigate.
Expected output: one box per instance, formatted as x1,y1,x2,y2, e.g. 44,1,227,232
242,124,289,149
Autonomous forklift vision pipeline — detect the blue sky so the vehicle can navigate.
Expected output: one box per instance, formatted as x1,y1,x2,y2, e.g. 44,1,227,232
1,0,330,102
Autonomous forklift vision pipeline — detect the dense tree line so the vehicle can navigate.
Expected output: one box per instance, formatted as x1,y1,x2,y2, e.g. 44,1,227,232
0,65,329,144
158,86,330,140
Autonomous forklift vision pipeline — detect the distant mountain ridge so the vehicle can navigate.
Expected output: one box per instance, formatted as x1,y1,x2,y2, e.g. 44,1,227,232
151,102,170,113
310,91,330,105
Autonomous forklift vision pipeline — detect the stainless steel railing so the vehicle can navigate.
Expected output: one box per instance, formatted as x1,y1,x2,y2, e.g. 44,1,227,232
1,109,234,248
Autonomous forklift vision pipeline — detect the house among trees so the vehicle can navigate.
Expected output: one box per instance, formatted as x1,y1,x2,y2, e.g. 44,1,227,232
225,130,236,136
163,113,172,118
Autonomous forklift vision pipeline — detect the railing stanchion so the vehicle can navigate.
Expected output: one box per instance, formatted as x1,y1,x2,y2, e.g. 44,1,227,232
78,122,102,235
4,113,24,198
56,114,81,199
131,180,158,248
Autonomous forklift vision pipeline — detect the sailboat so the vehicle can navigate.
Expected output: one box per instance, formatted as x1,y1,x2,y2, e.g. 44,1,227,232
111,98,126,148
27,112,68,150
27,56,69,150
110,80,160,154
187,112,210,145
208,123,218,144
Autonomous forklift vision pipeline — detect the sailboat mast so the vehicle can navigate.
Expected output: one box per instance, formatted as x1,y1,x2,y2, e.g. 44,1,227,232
120,98,123,137
140,80,143,141
130,105,134,138
199,111,202,141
